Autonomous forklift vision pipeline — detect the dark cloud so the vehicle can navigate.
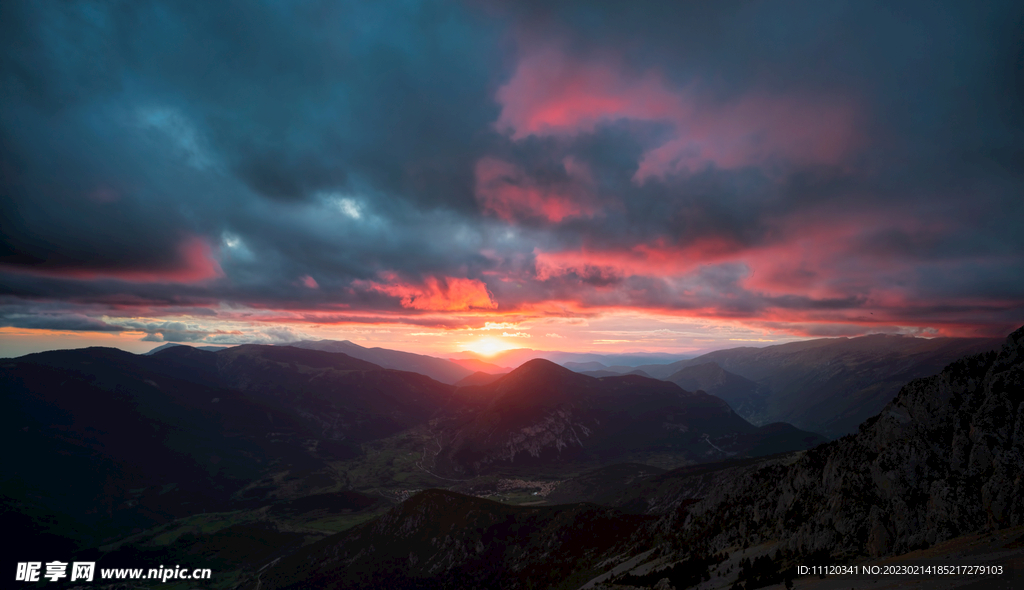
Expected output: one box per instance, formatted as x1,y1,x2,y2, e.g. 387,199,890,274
0,313,126,332
1,0,1021,339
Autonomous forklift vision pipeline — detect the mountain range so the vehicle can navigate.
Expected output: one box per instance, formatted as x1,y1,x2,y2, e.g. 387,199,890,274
2,344,467,556
1,342,821,563
288,339,508,384
429,359,825,476
450,348,684,369
245,325,1024,590
575,334,1001,437
3,328,1018,589
289,334,999,439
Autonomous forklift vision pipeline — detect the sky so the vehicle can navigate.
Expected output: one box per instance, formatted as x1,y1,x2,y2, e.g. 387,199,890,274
1,0,1023,359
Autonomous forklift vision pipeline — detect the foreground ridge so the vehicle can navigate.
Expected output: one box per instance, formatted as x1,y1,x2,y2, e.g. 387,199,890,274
671,324,1023,558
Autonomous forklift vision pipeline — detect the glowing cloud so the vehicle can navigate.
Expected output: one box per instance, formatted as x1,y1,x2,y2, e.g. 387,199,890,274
495,47,684,139
474,156,599,222
368,275,498,311
464,336,514,356
494,45,860,180
534,236,743,282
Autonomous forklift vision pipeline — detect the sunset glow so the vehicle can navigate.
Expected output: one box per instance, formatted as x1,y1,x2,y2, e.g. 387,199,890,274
463,337,515,357
1,1,1021,360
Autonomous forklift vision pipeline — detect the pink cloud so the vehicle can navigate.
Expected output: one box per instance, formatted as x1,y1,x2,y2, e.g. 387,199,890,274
535,236,744,281
494,45,861,180
495,47,684,139
474,156,600,222
634,93,860,181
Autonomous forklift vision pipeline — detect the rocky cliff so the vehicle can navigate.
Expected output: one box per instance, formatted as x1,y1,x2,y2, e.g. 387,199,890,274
668,325,1023,558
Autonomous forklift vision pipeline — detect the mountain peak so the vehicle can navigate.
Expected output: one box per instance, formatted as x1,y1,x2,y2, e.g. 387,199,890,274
223,344,382,371
509,357,573,376
1006,323,1024,347
149,344,216,359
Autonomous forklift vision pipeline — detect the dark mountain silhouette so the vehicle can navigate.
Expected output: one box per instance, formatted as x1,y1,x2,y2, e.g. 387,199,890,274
664,361,764,422
144,342,230,354
0,344,460,555
581,368,653,378
563,360,609,371
245,489,656,590
565,361,653,373
545,462,668,505
2,347,288,555
77,489,385,579
432,359,825,475
546,455,779,513
288,339,475,384
245,325,1024,589
453,370,506,387
629,334,1001,437
2,343,821,563
452,348,681,369
667,325,1024,558
210,345,460,441
448,357,511,374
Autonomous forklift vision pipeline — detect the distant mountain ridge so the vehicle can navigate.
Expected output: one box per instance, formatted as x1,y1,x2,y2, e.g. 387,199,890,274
431,359,826,475
589,334,1001,437
452,348,684,368
453,370,507,387
663,324,1024,559
1,344,462,554
447,357,511,374
288,339,479,384
664,362,765,423
144,342,230,354
1,343,821,560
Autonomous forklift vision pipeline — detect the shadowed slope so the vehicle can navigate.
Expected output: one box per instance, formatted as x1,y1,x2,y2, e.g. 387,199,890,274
660,324,1024,559
289,339,475,384
638,335,1001,437
0,345,462,556
665,362,765,423
247,489,655,590
433,359,824,475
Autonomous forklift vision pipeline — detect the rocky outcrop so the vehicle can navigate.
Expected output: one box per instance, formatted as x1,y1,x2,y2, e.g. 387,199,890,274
639,334,1002,437
670,325,1023,558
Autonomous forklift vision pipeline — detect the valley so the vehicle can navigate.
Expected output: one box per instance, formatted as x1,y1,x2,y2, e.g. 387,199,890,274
2,329,1020,589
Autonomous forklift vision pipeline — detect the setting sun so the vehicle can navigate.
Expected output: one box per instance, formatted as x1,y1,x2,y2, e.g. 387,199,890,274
464,337,513,357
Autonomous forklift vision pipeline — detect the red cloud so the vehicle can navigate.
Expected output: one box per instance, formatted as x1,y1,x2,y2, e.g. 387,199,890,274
535,236,744,281
366,275,498,311
633,93,860,181
474,156,600,222
495,46,683,139
495,45,860,179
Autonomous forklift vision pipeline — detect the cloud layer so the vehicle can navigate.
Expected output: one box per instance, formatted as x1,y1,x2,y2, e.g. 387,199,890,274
1,0,1022,354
